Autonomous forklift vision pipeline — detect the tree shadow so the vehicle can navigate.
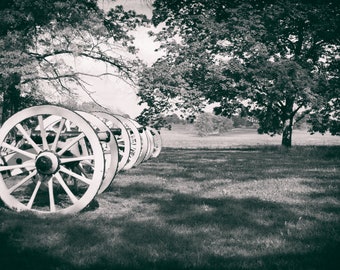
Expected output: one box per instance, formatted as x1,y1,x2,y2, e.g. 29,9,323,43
132,146,340,182
0,146,339,269
0,231,76,270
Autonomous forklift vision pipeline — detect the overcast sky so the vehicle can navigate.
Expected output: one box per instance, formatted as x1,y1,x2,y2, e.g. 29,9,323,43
77,0,160,117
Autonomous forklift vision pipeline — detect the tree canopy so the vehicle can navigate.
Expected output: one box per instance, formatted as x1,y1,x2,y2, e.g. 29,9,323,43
0,0,147,122
138,0,340,146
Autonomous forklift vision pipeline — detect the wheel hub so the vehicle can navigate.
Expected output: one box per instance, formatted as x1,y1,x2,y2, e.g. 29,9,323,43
35,151,60,175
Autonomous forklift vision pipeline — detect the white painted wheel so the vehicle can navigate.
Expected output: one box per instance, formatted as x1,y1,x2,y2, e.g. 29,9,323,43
0,105,105,214
92,112,131,172
113,115,142,170
76,111,119,194
149,127,162,158
129,119,149,166
38,112,118,194
144,127,155,161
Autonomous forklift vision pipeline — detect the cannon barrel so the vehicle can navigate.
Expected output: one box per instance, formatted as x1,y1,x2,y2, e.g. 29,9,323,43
18,130,112,144
110,127,122,136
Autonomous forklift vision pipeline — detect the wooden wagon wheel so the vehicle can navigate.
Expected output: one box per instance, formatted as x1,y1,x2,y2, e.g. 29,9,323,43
149,127,162,158
113,115,142,170
129,119,149,166
144,127,155,161
91,112,131,172
38,112,118,194
76,111,119,194
0,105,105,214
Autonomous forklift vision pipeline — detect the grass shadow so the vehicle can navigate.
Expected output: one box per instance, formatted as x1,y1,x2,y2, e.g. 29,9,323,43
0,146,339,269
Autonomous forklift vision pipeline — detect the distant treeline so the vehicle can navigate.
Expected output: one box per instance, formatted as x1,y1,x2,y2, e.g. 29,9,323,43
164,112,308,136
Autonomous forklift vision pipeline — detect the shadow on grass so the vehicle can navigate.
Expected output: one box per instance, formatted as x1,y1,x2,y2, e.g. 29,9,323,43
0,228,74,270
0,146,339,269
135,146,340,182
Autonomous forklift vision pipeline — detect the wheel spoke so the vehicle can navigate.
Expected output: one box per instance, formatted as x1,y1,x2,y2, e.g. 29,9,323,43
57,133,85,156
54,172,79,204
8,170,37,194
38,115,50,150
0,160,35,172
48,178,56,212
16,123,42,153
1,142,37,159
59,155,95,164
116,138,124,144
75,164,91,177
27,180,42,209
51,118,66,151
58,165,93,186
78,138,90,156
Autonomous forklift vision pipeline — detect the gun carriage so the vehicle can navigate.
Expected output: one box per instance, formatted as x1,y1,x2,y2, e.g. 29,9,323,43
0,105,162,214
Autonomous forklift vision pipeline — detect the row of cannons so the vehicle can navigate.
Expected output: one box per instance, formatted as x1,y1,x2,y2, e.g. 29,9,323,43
0,105,162,214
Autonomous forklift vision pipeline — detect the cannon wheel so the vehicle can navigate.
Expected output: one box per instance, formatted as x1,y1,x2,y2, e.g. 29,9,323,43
76,111,119,194
129,119,149,167
150,127,162,158
113,115,142,170
144,127,155,161
0,105,105,214
92,112,131,172
38,111,118,194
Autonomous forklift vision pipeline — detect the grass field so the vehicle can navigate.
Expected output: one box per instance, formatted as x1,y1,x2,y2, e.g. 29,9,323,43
0,128,339,270
161,124,340,148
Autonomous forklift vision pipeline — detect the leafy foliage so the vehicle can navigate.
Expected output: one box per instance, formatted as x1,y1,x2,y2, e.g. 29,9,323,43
0,0,148,122
139,0,340,146
194,112,233,136
307,58,340,135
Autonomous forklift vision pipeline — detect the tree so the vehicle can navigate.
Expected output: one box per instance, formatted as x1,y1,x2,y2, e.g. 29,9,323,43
195,112,233,136
0,0,148,123
307,57,340,135
138,0,340,147
232,115,256,128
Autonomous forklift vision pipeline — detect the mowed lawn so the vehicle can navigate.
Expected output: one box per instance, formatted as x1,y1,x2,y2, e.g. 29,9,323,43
161,124,340,148
0,128,339,270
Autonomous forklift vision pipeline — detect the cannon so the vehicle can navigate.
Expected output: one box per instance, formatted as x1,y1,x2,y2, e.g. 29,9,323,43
0,105,162,214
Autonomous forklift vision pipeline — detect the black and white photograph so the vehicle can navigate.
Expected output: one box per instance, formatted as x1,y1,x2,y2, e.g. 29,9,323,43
0,0,339,269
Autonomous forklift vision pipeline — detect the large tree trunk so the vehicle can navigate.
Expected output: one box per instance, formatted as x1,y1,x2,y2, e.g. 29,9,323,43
281,97,296,147
281,118,293,147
